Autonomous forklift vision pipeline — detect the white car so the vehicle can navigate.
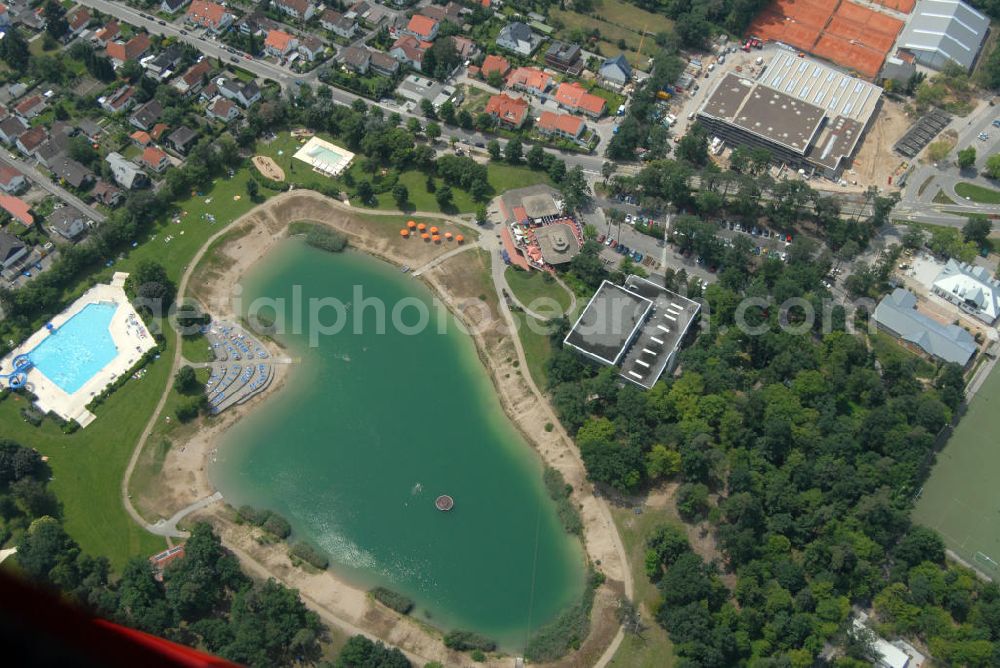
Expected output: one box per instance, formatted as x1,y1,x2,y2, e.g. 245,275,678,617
979,132,989,141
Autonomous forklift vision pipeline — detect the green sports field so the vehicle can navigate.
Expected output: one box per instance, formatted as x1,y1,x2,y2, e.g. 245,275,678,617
913,362,1000,575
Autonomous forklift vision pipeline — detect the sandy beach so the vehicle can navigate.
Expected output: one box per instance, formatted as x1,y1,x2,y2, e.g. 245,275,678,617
139,190,629,667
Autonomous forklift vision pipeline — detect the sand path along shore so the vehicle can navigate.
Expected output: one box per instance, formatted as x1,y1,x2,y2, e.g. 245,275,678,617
129,190,632,667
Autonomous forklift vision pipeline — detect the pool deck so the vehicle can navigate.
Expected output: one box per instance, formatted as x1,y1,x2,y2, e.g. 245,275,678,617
0,273,157,427
292,136,356,177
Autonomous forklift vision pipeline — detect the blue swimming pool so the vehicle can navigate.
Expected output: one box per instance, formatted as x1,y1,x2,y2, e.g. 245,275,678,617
29,302,119,394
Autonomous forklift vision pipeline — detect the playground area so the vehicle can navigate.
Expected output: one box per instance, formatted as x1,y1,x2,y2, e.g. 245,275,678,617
913,364,1000,577
252,156,285,182
0,273,156,427
748,0,904,79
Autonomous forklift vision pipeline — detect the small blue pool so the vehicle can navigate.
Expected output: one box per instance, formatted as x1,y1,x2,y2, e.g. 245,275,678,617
29,302,119,394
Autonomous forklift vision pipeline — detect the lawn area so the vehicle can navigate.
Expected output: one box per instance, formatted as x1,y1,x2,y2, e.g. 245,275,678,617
511,311,555,389
955,182,1000,204
181,333,216,363
607,505,678,668
257,131,550,215
913,363,1000,575
505,266,572,313
933,189,956,205
0,346,170,569
550,0,672,72
870,331,937,379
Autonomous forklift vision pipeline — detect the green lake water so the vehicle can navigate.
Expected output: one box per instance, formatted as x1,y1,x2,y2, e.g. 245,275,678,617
211,240,585,649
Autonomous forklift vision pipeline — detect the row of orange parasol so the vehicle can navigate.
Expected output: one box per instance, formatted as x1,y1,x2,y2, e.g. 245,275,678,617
400,220,464,244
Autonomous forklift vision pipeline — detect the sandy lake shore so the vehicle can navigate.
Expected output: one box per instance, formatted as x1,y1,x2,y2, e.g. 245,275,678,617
140,190,630,667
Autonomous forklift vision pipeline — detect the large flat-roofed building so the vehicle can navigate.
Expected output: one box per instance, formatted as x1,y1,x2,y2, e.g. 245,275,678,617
564,276,700,389
895,0,989,72
931,259,1000,324
697,50,882,179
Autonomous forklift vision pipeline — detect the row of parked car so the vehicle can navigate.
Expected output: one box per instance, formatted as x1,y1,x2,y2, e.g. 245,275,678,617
598,234,644,263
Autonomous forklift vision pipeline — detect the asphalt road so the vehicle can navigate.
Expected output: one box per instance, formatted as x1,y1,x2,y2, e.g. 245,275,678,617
78,0,613,176
0,151,106,222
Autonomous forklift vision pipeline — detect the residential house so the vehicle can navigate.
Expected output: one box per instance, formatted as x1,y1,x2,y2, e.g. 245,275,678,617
537,110,585,140
451,36,477,61
173,60,213,96
141,146,170,173
66,7,92,35
160,0,190,14
46,206,89,242
0,196,32,226
274,0,316,22
396,75,458,110
506,67,551,97
481,54,510,79
14,5,45,31
340,45,371,74
150,123,169,142
15,126,47,157
297,36,325,62
554,82,606,118
90,180,124,207
404,14,439,42
94,20,120,47
390,35,427,71
0,166,26,194
49,157,94,190
35,132,73,168
0,4,10,29
599,54,632,89
15,94,46,120
100,85,137,114
146,44,184,79
0,231,27,269
106,152,148,189
873,288,977,366
185,0,233,32
320,9,356,38
0,116,27,145
216,78,261,107
130,100,163,131
106,33,152,65
168,126,199,154
370,50,400,76
264,29,298,58
75,119,103,143
485,93,529,129
420,2,463,25
130,130,152,147
544,41,582,75
346,1,388,25
207,97,239,122
235,11,280,36
497,22,542,56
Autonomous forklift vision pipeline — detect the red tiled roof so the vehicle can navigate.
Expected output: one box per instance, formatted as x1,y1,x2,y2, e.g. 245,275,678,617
538,110,584,136
150,123,169,140
96,20,119,43
506,67,551,92
15,95,43,115
0,165,22,186
265,29,294,51
407,14,438,39
392,35,425,63
554,82,606,116
130,130,152,146
186,0,228,28
107,33,151,61
485,93,528,126
182,60,212,86
141,146,168,167
209,97,236,118
481,54,510,77
0,195,33,225
18,126,47,152
67,7,90,31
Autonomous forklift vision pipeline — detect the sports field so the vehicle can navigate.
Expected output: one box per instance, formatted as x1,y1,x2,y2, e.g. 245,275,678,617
913,362,1000,576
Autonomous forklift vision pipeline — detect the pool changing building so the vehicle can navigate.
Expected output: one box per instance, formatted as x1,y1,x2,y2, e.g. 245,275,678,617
696,51,883,179
564,276,700,389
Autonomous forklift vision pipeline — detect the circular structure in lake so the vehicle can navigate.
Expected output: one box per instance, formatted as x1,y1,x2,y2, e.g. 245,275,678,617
435,495,454,511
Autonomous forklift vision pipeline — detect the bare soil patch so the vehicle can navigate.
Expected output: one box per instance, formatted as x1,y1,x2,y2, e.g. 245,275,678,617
252,155,286,182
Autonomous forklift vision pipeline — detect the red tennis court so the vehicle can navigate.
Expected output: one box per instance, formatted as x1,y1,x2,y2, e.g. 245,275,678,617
748,0,905,79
